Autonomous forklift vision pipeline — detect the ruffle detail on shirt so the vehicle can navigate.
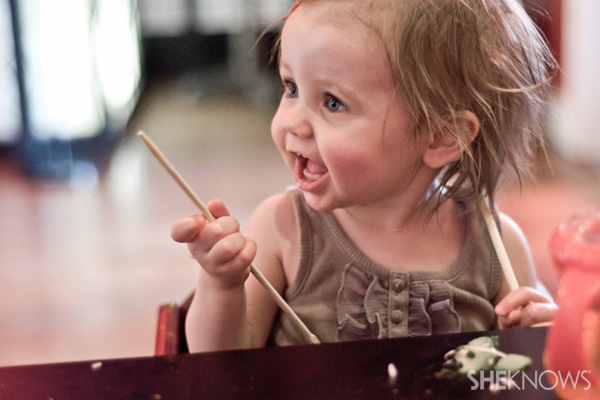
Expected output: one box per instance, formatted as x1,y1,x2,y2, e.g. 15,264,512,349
336,265,460,341
407,281,460,336
336,264,388,341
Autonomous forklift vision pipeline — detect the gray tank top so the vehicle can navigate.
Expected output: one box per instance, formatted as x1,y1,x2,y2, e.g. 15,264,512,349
269,190,502,345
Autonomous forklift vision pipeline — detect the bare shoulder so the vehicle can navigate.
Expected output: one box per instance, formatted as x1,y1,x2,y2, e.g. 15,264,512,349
245,192,296,248
244,192,299,285
246,192,296,226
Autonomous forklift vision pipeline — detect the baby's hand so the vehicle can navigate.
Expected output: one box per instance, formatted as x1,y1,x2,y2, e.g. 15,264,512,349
495,287,557,329
170,199,257,290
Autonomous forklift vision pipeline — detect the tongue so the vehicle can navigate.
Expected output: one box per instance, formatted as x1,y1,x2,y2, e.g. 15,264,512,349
305,159,328,175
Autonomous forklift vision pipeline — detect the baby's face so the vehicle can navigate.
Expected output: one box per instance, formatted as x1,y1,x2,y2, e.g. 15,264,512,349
271,3,427,212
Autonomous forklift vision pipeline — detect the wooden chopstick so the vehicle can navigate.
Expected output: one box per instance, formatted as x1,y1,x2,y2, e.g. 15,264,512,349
479,196,519,292
480,198,554,327
138,131,321,344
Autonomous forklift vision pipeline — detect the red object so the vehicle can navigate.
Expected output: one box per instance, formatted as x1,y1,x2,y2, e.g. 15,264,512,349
155,301,181,356
545,209,600,396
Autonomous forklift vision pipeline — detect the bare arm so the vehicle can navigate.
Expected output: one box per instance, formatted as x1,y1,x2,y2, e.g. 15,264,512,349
242,193,296,346
173,194,291,352
492,213,557,328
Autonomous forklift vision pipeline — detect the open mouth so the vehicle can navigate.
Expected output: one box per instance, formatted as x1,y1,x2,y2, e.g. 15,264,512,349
294,153,329,190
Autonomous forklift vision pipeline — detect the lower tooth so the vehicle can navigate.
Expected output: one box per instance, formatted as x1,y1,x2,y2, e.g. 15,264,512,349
303,170,321,182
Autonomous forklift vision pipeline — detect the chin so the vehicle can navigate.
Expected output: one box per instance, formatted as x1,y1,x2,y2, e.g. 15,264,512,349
301,191,334,212
300,190,349,213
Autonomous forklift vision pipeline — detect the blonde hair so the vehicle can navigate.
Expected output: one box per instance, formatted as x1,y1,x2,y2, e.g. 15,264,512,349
272,0,556,207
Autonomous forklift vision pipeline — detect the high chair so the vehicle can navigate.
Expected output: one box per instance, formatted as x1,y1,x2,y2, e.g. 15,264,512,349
154,294,193,355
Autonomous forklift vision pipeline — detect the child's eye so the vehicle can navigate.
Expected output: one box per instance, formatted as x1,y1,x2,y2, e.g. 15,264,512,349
326,95,346,112
283,81,298,98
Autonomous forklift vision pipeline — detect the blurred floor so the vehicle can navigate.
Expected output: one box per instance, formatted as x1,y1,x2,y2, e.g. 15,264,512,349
0,79,291,366
1,79,599,367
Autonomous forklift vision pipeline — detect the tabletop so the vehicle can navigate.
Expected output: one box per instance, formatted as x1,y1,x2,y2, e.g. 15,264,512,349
0,327,558,400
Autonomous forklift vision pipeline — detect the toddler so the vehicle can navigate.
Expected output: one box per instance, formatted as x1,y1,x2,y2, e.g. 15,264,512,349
171,0,557,352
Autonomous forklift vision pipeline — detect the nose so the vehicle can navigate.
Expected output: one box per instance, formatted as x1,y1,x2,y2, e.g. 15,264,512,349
276,101,313,140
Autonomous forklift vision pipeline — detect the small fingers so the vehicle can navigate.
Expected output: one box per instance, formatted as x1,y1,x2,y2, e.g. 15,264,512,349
209,232,248,266
220,237,257,276
200,237,257,288
198,216,241,251
171,200,255,289
207,199,231,219
495,287,552,317
518,302,557,328
497,308,522,329
171,214,208,243
495,287,557,329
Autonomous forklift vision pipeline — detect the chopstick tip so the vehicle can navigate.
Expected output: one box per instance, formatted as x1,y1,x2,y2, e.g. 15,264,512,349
137,130,146,138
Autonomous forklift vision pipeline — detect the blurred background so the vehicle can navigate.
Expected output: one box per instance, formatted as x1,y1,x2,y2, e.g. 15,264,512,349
0,0,598,367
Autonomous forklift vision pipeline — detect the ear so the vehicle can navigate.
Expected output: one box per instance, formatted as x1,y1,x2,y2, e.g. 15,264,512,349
423,111,480,169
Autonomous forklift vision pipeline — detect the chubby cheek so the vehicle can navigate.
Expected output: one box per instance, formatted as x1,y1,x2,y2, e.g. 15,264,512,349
271,112,294,170
270,114,284,152
324,146,373,189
